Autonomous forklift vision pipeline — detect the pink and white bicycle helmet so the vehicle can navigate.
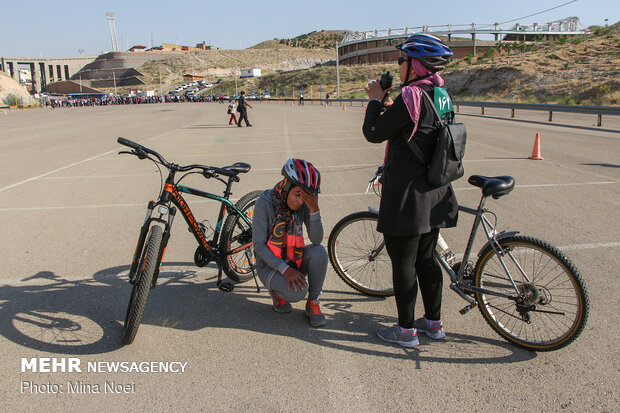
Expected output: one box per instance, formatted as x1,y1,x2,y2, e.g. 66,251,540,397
282,158,321,194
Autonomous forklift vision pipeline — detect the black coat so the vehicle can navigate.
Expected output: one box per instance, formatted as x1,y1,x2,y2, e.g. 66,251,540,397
362,84,459,236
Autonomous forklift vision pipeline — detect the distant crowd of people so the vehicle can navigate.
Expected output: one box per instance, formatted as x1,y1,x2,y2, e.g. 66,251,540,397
46,94,234,109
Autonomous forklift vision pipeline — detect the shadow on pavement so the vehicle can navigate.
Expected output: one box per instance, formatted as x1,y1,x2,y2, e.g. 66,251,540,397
579,162,620,169
0,263,537,364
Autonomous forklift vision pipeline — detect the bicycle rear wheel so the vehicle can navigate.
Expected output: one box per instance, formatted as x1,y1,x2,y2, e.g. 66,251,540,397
222,190,261,282
328,211,393,296
122,225,162,345
473,235,589,351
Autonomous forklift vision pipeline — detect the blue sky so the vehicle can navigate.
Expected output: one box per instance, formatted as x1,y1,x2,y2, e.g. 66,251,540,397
0,0,617,57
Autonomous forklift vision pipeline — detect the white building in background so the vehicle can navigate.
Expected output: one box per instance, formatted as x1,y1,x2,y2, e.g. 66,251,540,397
240,68,261,78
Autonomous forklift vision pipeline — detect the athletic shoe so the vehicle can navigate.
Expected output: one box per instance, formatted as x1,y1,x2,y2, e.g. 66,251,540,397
269,290,292,313
413,317,446,339
377,324,419,348
305,299,326,327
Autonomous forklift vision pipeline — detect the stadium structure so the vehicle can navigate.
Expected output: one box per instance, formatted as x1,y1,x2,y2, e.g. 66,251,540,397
338,17,589,65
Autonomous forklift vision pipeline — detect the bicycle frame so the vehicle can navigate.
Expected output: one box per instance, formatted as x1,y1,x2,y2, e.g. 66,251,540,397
128,169,252,286
435,194,524,313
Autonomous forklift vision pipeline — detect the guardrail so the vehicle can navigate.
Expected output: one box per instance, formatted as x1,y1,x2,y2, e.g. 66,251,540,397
267,98,620,127
452,100,620,127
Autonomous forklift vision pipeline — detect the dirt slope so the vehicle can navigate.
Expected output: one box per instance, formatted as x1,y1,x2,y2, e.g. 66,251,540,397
136,48,335,92
443,23,620,105
0,71,37,107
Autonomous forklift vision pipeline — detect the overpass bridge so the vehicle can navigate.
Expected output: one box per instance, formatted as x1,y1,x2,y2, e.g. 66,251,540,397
0,55,96,93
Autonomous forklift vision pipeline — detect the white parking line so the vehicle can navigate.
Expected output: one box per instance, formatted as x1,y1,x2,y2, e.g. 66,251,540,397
0,149,118,193
0,180,615,211
558,242,620,250
38,163,381,180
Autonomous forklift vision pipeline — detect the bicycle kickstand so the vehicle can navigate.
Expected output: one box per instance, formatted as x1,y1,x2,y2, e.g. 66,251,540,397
245,249,261,293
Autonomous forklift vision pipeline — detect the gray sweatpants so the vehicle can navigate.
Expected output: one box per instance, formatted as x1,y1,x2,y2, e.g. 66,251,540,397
257,244,328,302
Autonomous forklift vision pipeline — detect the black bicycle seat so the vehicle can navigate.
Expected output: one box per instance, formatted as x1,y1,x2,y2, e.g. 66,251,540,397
468,175,515,198
224,162,251,174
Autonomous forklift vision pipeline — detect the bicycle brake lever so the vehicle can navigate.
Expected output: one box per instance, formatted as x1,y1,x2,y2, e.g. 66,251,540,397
135,148,148,159
118,150,134,156
202,170,214,179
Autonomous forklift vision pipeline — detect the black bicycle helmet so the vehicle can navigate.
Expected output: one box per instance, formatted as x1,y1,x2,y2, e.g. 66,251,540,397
396,33,454,72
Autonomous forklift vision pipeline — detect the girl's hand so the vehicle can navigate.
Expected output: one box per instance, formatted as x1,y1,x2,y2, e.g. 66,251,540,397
364,79,390,101
301,190,319,213
283,267,307,291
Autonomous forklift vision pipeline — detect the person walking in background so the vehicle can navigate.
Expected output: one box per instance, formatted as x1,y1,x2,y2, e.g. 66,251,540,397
227,99,238,125
363,34,459,348
299,92,304,106
237,91,253,127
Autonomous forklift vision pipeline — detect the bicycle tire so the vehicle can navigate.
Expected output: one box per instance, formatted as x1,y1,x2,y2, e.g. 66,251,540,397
121,225,162,345
222,190,261,282
328,211,394,296
473,235,589,351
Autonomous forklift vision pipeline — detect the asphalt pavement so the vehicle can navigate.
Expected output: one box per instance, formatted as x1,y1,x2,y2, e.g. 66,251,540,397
1,100,618,411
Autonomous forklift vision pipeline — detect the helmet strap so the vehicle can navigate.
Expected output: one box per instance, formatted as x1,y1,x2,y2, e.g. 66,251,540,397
402,73,433,87
402,57,433,87
403,58,412,85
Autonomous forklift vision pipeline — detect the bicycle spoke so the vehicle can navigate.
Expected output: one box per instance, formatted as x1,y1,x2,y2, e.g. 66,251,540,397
475,236,588,350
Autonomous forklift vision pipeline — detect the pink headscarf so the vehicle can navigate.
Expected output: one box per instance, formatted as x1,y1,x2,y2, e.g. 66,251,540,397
401,59,444,142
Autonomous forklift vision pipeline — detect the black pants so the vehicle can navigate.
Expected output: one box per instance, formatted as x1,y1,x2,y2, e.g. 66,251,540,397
384,228,442,328
237,108,251,126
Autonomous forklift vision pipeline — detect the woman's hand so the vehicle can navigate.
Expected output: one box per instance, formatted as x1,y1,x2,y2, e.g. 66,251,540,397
301,190,319,214
364,79,390,101
283,267,307,291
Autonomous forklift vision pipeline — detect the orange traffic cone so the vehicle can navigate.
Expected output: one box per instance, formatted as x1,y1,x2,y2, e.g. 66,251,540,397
529,133,544,160
342,103,347,111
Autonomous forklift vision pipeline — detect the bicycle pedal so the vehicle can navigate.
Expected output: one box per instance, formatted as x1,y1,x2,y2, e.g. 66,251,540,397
459,302,478,315
217,281,235,292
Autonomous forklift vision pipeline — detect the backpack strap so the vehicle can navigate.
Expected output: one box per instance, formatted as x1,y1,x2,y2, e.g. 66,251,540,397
406,90,441,166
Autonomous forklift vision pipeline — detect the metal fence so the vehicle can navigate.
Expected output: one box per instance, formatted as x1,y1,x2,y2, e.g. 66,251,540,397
269,98,620,127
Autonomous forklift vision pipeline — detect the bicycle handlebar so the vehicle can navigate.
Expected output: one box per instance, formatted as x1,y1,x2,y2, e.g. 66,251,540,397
117,137,237,178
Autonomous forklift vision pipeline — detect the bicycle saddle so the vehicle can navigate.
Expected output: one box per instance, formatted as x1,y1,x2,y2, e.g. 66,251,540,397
468,175,515,199
224,162,251,174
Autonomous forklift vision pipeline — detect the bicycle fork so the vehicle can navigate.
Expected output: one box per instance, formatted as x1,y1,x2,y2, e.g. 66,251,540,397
129,201,176,288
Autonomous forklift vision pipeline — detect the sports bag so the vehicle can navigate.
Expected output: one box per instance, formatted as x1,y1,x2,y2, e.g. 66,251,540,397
407,88,467,187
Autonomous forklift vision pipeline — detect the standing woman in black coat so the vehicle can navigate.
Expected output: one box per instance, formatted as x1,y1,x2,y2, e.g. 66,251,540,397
363,34,459,348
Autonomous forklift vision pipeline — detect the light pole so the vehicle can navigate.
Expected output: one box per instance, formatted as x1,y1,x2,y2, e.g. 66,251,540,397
336,44,340,97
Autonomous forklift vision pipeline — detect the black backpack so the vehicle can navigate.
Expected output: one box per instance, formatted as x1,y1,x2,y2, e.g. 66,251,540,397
407,87,467,187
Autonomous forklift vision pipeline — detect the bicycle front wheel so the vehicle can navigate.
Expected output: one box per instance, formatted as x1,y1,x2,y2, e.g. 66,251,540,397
222,190,261,283
122,225,162,345
474,235,589,351
328,211,393,296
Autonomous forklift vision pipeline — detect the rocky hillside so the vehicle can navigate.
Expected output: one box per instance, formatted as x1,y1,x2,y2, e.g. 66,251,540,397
136,48,335,92
443,23,620,105
128,23,618,105
250,30,347,50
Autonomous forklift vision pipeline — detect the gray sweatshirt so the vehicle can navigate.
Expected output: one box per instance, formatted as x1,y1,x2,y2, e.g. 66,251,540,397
252,189,324,275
